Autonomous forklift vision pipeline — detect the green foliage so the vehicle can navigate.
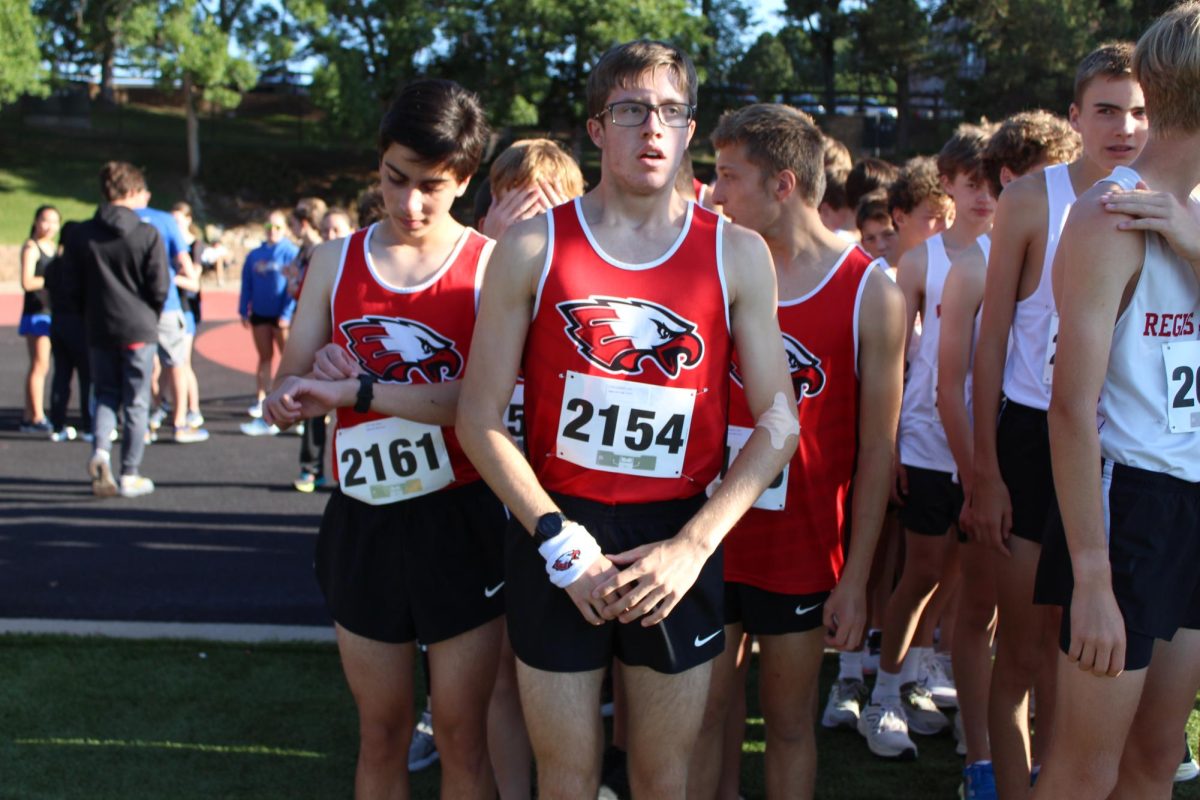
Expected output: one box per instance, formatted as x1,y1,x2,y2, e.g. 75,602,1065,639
0,0,49,103
731,33,795,100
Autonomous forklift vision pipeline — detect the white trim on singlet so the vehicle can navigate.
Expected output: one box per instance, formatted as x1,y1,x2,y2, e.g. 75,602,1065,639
853,260,882,378
779,246,855,308
361,223,472,295
328,230,355,324
573,197,694,271
716,215,731,333
531,211,555,319
474,239,496,316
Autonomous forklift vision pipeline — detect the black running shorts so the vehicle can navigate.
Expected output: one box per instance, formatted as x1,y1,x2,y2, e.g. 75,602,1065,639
898,465,964,538
505,492,724,675
314,481,506,645
996,400,1058,544
1035,460,1200,671
724,582,830,635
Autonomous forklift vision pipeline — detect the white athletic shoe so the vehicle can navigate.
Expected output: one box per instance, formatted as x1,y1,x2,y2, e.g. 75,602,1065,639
858,702,917,759
186,410,205,429
118,474,155,498
900,681,951,736
50,425,78,443
247,401,263,419
1177,738,1199,782
174,426,210,444
919,649,958,709
823,678,870,729
240,418,279,437
408,709,439,772
88,450,118,497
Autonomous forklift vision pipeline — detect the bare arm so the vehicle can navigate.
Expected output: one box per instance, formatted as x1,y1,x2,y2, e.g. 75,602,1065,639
456,215,619,626
890,240,927,502
936,246,986,498
970,180,1045,553
599,225,798,625
1048,186,1141,678
173,251,201,293
20,242,45,293
825,268,905,650
1101,181,1200,282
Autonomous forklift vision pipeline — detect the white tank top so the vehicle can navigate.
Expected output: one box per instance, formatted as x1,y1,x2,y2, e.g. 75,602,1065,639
1098,166,1200,482
899,234,956,472
1002,163,1076,410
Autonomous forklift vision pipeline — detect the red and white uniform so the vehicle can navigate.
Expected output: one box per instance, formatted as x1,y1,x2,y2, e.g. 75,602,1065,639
523,199,732,504
330,224,491,501
722,246,877,594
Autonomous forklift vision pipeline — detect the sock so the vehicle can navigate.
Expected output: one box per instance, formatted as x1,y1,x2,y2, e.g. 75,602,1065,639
904,646,932,683
872,669,903,706
838,649,864,681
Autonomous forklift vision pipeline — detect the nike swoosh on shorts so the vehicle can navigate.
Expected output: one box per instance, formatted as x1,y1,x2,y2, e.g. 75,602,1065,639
795,602,823,616
484,582,505,598
694,630,721,647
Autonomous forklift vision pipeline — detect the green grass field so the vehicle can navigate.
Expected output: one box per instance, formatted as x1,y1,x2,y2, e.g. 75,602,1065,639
1,634,1197,799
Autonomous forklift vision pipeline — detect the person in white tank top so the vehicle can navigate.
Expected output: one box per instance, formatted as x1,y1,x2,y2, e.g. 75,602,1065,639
858,124,995,762
967,80,1147,799
1033,6,1200,798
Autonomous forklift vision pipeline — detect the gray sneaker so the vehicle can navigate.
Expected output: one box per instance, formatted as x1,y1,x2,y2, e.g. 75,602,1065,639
857,701,917,759
822,678,870,729
88,451,118,497
119,474,155,498
408,709,438,772
900,681,950,736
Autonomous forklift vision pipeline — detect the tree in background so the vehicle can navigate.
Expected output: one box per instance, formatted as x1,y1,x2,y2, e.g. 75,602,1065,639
34,0,150,103
1,0,49,104
852,0,932,151
784,0,853,114
730,33,795,106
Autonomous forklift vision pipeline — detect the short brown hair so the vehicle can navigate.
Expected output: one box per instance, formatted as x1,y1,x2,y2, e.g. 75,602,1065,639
489,138,585,199
356,184,386,227
711,103,826,206
846,157,900,211
888,156,948,216
99,161,146,202
856,191,893,231
982,110,1080,196
587,40,698,120
378,79,489,181
292,196,327,230
1074,42,1136,107
936,122,995,183
1133,2,1200,135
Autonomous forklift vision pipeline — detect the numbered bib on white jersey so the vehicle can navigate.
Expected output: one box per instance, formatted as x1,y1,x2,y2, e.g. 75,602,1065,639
506,384,526,451
1043,312,1060,385
336,417,455,505
556,371,695,479
1163,341,1200,433
705,425,788,510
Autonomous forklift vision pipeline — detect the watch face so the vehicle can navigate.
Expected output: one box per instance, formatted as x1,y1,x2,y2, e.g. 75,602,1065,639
537,513,563,540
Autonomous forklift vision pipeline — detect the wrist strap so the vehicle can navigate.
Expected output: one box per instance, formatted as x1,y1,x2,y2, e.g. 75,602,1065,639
537,522,602,588
354,373,375,413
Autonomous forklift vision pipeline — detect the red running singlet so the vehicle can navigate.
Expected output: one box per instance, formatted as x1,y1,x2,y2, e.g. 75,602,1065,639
522,199,732,505
721,246,877,594
329,224,490,499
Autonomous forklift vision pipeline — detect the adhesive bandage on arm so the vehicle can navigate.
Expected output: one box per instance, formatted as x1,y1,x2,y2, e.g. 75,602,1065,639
755,391,800,449
537,522,603,589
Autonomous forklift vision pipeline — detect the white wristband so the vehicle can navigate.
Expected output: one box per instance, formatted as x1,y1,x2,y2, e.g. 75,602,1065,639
537,522,602,589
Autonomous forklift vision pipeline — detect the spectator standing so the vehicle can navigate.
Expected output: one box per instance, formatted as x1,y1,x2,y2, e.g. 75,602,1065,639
240,210,298,435
45,220,93,442
63,161,169,497
18,205,60,433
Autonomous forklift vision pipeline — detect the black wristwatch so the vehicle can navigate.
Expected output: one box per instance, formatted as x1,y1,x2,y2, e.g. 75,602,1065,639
534,511,568,543
353,373,376,413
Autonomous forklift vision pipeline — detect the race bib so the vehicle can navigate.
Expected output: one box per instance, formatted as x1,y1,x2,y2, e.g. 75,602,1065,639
1163,341,1200,434
506,383,526,451
1043,312,1060,385
705,425,788,511
556,371,695,479
336,417,455,505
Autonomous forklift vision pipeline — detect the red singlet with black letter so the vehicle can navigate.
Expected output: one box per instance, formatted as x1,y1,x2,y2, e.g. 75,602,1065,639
522,199,732,504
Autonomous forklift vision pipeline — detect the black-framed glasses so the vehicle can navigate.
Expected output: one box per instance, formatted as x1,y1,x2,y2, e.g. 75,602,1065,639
594,101,695,128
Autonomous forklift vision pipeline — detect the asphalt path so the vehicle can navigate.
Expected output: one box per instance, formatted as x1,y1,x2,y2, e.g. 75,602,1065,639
0,291,333,629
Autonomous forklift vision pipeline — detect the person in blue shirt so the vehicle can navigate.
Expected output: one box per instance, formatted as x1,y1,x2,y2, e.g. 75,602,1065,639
239,209,299,429
135,196,209,444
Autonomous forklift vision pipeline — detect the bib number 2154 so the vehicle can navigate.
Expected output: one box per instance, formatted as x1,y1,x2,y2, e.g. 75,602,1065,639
556,371,695,479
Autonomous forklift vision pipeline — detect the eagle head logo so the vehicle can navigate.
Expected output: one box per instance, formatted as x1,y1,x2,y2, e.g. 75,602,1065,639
730,334,825,401
339,316,463,383
557,296,704,378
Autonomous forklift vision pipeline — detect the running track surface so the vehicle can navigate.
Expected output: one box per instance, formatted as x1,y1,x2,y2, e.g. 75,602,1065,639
2,290,272,377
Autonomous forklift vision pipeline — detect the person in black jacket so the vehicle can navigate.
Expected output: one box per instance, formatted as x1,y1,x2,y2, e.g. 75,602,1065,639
44,220,93,442
61,161,169,498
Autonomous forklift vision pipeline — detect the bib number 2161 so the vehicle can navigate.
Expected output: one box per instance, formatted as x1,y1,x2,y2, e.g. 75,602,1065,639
556,371,695,479
336,417,455,505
